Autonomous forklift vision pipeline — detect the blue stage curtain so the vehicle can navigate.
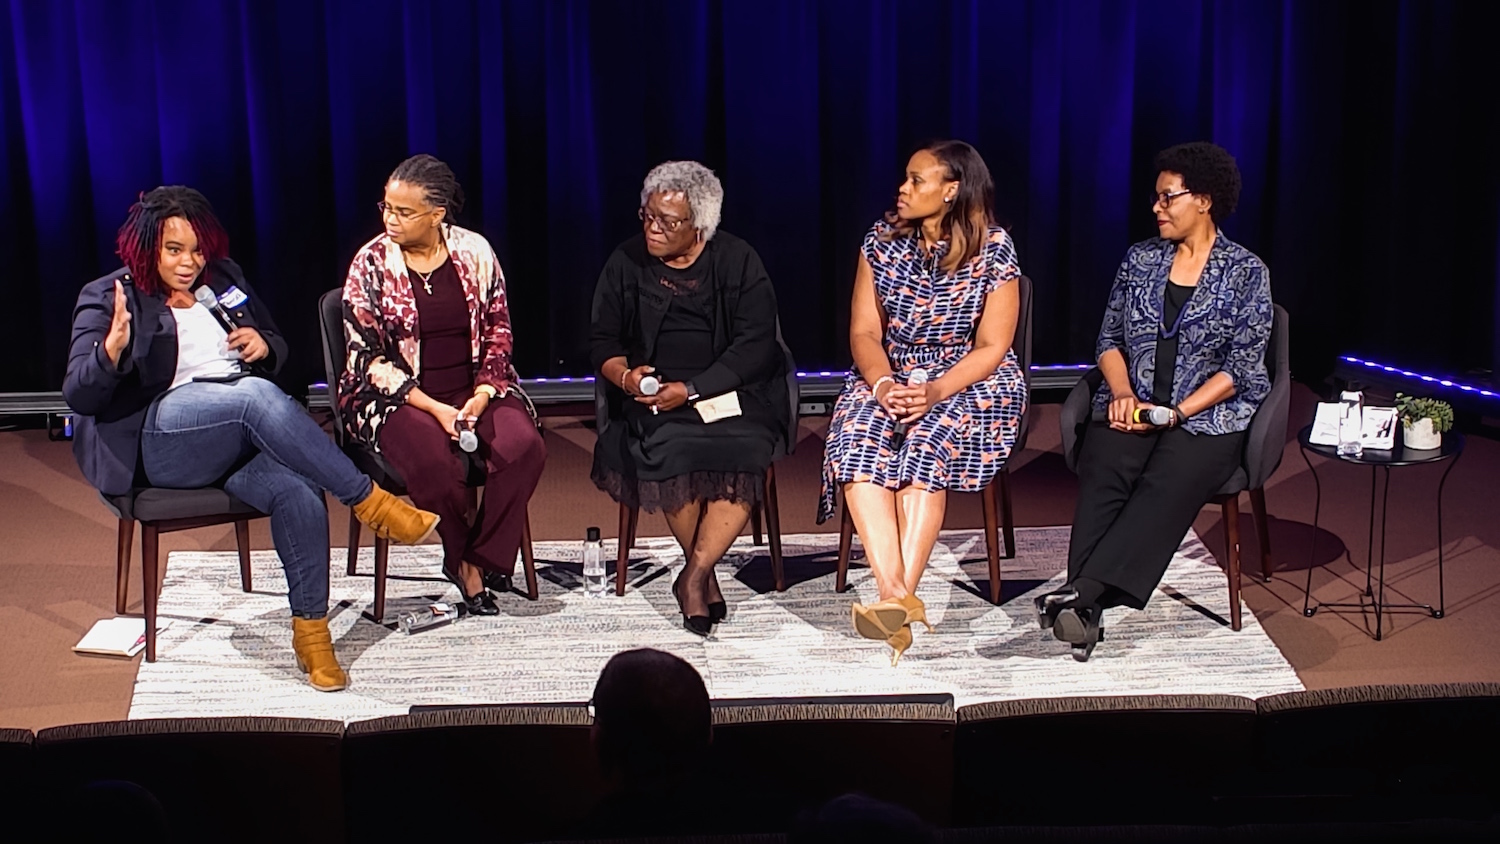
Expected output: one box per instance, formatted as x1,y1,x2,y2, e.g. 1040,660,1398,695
3,0,1497,393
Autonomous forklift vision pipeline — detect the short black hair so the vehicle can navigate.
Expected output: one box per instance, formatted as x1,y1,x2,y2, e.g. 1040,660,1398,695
1153,142,1241,224
591,649,711,779
388,153,466,219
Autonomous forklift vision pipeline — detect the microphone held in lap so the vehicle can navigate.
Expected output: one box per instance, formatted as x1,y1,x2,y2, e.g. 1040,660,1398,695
1132,406,1174,427
890,367,929,450
193,286,246,371
639,374,660,415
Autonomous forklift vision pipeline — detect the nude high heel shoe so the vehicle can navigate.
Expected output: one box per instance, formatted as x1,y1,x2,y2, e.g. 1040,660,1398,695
896,595,933,633
851,598,910,641
887,625,913,666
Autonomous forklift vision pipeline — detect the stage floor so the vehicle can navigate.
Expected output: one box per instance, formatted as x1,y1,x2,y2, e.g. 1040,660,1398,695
128,528,1302,722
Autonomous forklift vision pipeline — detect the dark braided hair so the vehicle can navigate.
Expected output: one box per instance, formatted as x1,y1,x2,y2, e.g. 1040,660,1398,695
115,186,228,295
1153,142,1241,224
388,153,466,221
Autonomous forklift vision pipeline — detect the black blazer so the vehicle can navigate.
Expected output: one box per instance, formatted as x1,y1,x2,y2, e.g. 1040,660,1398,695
62,259,287,496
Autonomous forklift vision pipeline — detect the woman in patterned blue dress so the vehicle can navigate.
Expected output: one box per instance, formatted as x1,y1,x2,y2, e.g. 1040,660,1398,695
820,140,1027,665
1036,142,1272,662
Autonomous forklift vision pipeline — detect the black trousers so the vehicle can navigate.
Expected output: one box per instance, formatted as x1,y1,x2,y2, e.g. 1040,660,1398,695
1067,423,1246,609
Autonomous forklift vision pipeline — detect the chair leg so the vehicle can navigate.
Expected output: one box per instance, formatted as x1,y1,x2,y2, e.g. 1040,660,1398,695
346,509,361,576
1249,486,1273,582
371,537,390,623
615,502,633,596
142,524,160,663
999,468,1017,560
764,464,785,592
836,501,854,593
627,505,639,550
116,518,135,615
751,504,764,546
521,510,539,601
1223,496,1243,631
981,480,1002,605
235,520,253,593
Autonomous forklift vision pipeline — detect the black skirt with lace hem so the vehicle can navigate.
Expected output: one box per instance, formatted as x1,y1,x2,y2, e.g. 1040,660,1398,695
591,464,764,514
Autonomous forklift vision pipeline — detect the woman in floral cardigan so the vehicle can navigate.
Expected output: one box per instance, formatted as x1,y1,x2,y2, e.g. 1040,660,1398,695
338,154,545,616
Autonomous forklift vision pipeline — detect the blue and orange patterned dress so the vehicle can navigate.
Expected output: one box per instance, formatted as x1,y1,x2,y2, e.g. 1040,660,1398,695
817,219,1028,522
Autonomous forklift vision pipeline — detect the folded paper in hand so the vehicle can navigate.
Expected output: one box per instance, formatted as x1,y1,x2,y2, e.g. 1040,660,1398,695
695,391,743,423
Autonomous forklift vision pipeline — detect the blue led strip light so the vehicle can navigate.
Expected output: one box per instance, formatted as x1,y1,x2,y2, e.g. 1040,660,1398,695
1342,356,1498,399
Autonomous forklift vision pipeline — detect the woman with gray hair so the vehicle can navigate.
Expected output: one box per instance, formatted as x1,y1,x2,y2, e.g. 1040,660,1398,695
590,161,789,636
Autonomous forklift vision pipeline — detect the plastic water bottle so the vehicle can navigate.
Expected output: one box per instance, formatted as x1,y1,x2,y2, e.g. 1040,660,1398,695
582,526,606,598
398,601,460,634
1337,384,1364,457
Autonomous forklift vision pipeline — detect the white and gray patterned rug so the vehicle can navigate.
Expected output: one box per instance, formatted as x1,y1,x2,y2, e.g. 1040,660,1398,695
128,527,1302,721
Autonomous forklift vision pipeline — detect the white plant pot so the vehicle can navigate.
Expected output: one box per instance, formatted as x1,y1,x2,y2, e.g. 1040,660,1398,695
1403,417,1442,450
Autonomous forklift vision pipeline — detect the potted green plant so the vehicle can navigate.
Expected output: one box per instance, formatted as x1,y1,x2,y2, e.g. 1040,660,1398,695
1395,393,1453,449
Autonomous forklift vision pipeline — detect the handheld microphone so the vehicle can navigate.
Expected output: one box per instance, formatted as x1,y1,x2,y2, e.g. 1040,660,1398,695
638,374,661,415
193,286,239,333
891,368,930,449
455,419,478,452
1132,406,1174,426
193,286,246,371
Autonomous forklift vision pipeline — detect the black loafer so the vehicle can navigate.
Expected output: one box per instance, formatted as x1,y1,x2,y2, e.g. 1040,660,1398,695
1034,589,1077,631
482,570,513,595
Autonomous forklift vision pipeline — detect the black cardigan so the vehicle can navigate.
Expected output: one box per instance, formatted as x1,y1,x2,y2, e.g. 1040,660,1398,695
589,231,789,442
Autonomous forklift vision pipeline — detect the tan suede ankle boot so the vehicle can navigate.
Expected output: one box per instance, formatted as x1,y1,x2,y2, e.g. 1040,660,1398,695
291,617,348,692
351,482,440,544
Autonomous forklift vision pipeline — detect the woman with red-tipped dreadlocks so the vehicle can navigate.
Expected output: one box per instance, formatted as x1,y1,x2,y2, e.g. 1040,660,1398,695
64,186,440,691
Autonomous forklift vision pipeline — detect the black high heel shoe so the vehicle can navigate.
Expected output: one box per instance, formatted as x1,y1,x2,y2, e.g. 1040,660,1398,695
1053,606,1105,662
443,563,500,617
1034,589,1078,631
672,572,713,637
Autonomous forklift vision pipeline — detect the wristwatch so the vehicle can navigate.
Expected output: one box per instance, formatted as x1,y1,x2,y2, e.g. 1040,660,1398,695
684,381,701,402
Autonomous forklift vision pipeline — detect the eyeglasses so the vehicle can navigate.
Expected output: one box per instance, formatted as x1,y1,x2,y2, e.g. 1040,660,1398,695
1151,189,1193,208
638,207,691,233
377,201,436,222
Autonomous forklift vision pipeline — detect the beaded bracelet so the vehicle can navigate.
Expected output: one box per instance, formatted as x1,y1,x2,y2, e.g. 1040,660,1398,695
871,375,895,397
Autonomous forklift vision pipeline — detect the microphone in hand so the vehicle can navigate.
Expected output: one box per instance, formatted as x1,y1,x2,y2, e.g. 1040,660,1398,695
891,367,930,449
639,374,661,415
454,417,478,452
193,286,247,370
1132,406,1175,427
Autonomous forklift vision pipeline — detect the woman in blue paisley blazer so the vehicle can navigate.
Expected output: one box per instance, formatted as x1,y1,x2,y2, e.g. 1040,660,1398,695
1037,142,1273,661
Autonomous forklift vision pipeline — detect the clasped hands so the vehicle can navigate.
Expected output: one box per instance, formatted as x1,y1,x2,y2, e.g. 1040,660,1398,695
620,364,689,413
427,392,489,441
873,376,938,424
1107,394,1177,433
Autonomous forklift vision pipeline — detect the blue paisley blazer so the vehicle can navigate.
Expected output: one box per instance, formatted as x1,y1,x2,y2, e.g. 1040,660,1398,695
1093,234,1272,435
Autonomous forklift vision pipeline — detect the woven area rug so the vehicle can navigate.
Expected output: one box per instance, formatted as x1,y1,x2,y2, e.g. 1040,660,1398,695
128,527,1302,721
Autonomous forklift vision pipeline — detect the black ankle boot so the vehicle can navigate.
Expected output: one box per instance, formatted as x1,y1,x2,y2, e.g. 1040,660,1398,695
1034,589,1078,631
1053,606,1104,661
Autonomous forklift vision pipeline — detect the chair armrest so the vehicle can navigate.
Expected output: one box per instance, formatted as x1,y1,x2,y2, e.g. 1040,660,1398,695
1059,368,1104,474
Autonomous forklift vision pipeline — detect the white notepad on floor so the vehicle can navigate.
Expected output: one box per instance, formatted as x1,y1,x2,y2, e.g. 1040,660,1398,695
74,617,171,658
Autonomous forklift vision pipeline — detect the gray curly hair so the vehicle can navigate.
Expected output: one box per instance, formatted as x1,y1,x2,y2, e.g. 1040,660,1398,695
640,161,724,241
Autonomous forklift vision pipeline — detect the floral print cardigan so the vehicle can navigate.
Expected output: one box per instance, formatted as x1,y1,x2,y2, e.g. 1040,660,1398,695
338,223,531,451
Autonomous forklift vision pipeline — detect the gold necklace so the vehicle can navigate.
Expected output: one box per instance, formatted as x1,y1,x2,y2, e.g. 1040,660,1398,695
413,267,435,295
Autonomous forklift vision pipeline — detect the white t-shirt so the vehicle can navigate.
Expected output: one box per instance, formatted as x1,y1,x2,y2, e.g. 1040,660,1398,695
170,303,241,389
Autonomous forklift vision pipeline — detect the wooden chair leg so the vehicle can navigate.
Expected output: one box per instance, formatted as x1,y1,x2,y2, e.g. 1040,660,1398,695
372,536,390,623
1249,486,1273,581
836,501,854,593
234,520,253,593
116,518,134,615
142,524,160,662
346,509,361,576
615,502,633,596
751,505,764,546
764,464,785,592
1223,495,1243,631
627,505,639,549
521,510,539,601
981,480,1002,605
999,469,1017,560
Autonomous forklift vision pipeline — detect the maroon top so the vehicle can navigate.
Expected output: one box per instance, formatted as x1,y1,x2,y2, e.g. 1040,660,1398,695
412,257,473,406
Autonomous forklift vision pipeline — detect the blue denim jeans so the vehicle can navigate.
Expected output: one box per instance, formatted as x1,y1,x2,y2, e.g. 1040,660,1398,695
141,377,372,618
